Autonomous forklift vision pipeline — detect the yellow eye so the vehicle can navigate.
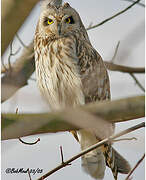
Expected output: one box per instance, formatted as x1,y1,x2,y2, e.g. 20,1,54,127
47,19,53,25
65,16,75,24
66,17,71,24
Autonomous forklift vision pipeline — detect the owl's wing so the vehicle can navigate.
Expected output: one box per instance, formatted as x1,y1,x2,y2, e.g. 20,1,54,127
76,41,124,179
77,41,111,103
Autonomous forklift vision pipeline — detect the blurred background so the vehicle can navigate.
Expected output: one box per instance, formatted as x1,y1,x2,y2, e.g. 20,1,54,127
2,0,145,180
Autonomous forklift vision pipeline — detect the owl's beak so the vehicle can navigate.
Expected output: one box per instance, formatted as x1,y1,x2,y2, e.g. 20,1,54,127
57,24,62,36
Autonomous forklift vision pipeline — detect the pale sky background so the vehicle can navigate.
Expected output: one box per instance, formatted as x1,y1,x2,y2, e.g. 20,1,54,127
2,0,145,180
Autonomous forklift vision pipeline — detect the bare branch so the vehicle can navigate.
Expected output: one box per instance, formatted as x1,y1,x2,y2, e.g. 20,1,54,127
1,42,35,102
86,0,141,31
8,41,21,71
60,146,64,164
104,61,145,73
2,96,144,140
16,33,28,49
59,146,71,166
111,41,120,63
18,137,40,145
123,0,145,7
125,154,145,180
129,73,145,92
1,41,21,74
37,122,145,180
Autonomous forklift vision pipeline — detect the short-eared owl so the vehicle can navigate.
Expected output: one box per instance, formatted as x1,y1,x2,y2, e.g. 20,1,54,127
34,0,131,179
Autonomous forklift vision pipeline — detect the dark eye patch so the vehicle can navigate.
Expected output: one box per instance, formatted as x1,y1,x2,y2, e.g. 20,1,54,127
43,17,49,26
65,16,75,24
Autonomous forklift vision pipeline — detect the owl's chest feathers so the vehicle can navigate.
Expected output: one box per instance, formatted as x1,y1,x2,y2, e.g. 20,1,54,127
35,38,85,110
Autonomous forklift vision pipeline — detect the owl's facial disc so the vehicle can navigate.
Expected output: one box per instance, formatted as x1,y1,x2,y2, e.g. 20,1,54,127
42,12,77,37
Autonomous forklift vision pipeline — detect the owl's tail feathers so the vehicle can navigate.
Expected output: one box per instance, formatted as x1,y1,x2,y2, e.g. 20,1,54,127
81,146,131,180
113,148,131,174
103,144,131,180
81,150,106,180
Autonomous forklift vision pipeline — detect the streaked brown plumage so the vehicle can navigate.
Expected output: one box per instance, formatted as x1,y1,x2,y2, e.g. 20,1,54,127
34,0,131,179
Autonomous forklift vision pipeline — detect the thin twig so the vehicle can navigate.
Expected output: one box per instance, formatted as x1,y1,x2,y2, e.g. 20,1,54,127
111,41,120,63
8,41,13,70
86,0,141,31
123,0,145,7
28,169,32,180
125,154,145,180
19,137,40,145
16,33,28,49
113,137,137,142
129,73,145,92
37,122,145,180
60,146,64,164
8,41,21,71
60,146,71,166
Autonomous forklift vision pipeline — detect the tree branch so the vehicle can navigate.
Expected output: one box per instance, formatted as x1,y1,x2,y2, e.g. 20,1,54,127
2,96,144,140
37,122,145,180
129,73,145,92
2,0,38,54
86,0,141,31
104,61,145,73
1,42,35,102
122,0,145,7
125,153,145,180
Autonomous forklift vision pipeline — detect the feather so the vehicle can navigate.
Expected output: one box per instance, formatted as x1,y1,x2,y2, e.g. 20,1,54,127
41,0,62,9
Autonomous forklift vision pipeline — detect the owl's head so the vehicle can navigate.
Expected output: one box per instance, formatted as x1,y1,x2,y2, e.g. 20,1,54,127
38,1,84,38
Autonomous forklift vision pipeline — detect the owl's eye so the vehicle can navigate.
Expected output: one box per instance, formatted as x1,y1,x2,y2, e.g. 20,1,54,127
47,18,54,25
44,18,54,26
65,16,74,24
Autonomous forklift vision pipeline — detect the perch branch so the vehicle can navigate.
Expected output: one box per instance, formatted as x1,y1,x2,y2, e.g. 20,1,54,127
125,153,145,180
2,96,144,140
37,122,145,180
86,0,140,31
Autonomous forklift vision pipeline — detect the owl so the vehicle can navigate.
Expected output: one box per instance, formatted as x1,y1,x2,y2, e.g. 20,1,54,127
34,0,131,179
